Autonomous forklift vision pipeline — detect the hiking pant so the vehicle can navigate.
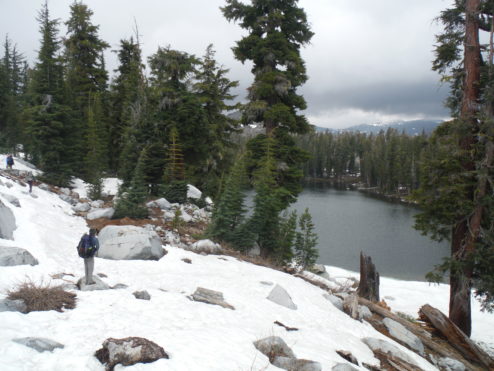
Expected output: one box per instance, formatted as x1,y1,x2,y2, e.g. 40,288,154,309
28,181,33,193
84,257,95,284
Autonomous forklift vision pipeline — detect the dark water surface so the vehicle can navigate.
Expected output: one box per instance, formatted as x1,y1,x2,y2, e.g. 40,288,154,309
290,184,449,281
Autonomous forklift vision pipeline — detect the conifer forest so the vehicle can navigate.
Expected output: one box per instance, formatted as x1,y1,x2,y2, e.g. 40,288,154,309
1,0,494,338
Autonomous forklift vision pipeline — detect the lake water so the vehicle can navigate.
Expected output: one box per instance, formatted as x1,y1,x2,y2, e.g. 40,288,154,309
290,183,450,281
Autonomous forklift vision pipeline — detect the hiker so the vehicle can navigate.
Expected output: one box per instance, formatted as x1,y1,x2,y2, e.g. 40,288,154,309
77,228,100,285
6,155,14,169
26,172,35,193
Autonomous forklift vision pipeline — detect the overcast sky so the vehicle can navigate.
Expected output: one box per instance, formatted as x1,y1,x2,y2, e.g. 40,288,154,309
0,0,454,128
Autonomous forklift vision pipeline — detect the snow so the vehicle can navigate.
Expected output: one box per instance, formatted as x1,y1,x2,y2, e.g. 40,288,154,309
0,168,493,370
71,177,122,200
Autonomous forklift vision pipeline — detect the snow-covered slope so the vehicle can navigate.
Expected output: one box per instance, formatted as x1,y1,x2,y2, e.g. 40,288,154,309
0,166,492,370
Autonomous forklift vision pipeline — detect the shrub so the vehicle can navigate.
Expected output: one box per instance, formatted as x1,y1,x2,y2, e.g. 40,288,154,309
7,281,76,313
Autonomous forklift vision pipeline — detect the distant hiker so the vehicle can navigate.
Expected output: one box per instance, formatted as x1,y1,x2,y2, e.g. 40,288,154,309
6,155,14,169
26,172,35,193
77,228,100,285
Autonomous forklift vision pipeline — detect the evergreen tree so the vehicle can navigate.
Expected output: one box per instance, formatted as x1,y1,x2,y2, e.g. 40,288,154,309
294,208,318,270
194,44,240,195
413,0,494,335
64,1,109,176
114,146,149,219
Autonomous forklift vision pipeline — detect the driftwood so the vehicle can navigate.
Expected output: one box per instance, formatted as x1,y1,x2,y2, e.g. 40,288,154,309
357,252,379,302
419,304,494,370
358,297,483,371
273,320,298,332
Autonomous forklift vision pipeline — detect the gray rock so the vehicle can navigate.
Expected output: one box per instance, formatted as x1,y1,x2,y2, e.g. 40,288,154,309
90,200,104,208
0,298,26,313
98,225,165,260
382,318,425,355
77,276,110,291
191,287,235,310
332,363,359,371
0,200,16,240
188,239,223,254
87,207,115,220
59,194,76,205
38,183,50,191
95,337,169,370
311,264,330,280
0,246,38,266
253,336,296,360
323,294,343,311
111,283,129,290
247,243,261,257
437,357,466,371
73,202,91,212
146,198,171,210
273,356,322,371
0,193,20,207
60,187,71,196
267,284,297,310
362,337,418,367
13,337,64,352
133,290,151,300
358,305,373,320
187,184,202,199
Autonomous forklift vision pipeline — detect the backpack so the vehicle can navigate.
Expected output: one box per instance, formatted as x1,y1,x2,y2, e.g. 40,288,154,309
6,156,13,166
77,234,96,258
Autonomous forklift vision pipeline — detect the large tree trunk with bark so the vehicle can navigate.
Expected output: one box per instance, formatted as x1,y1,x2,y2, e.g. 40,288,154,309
449,0,481,337
357,252,380,302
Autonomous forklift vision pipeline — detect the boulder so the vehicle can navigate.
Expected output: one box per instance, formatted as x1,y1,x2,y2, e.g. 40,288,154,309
267,284,297,310
273,356,322,371
253,336,296,360
0,298,26,313
0,200,16,240
179,206,193,223
358,305,373,320
188,239,222,254
133,290,151,300
98,225,165,260
247,243,261,257
90,200,104,208
323,294,343,311
38,183,50,191
187,184,202,199
73,202,91,212
111,283,129,290
13,337,64,353
0,246,38,266
146,198,171,210
0,193,20,207
191,287,235,310
382,318,424,355
95,337,169,370
87,207,115,220
311,264,330,280
205,196,213,205
192,208,209,221
77,276,110,291
59,194,76,205
60,187,71,195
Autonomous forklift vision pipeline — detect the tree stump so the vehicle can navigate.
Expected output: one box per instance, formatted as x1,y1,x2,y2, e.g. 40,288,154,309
357,252,380,302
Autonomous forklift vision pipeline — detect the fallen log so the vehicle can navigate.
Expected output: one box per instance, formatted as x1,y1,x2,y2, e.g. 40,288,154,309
358,297,483,371
419,304,494,370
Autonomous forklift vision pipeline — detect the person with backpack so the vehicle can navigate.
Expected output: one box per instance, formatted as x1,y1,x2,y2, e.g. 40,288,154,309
77,228,100,285
6,155,14,169
26,172,35,193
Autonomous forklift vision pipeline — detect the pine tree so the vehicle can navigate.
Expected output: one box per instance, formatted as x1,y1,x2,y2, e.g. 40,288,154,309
114,147,149,219
294,208,318,270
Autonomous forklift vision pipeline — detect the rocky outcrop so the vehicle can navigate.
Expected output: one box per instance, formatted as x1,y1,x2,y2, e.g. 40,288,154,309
267,284,297,310
95,337,169,371
13,337,64,352
0,246,38,266
98,225,165,260
191,287,235,310
73,202,91,212
0,200,16,240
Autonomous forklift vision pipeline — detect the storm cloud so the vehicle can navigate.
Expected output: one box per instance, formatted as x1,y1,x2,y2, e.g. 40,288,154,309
0,0,454,128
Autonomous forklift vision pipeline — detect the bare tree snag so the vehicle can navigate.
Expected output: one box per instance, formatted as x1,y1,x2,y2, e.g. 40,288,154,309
357,252,380,302
419,304,494,370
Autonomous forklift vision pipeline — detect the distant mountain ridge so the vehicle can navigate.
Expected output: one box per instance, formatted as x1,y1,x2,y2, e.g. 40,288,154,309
315,119,443,135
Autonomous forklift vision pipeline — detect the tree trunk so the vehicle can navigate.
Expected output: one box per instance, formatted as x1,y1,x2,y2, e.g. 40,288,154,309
449,0,481,337
357,252,380,302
